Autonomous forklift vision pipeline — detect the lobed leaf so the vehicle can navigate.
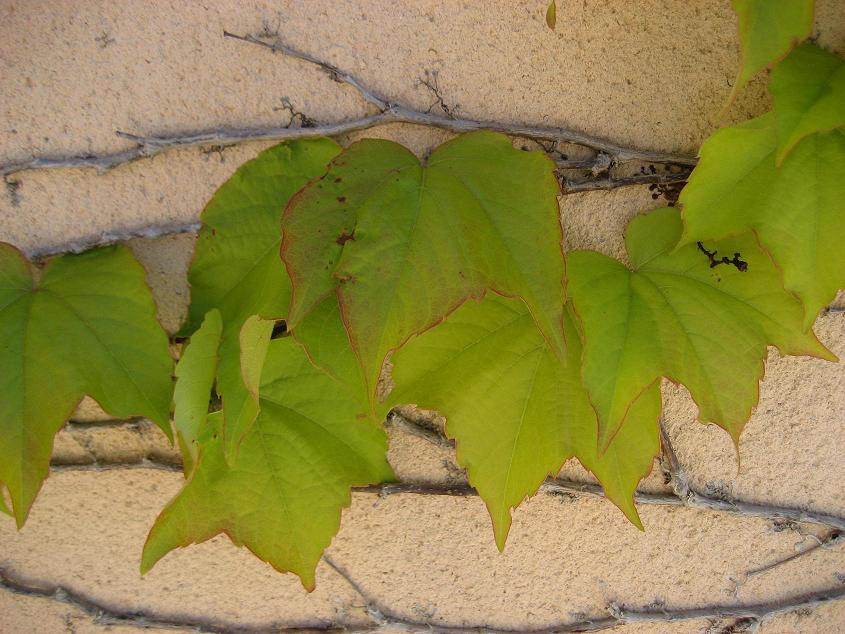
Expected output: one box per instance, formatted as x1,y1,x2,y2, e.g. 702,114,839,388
291,295,369,410
678,114,845,326
0,243,173,526
387,294,660,549
218,315,274,461
569,207,834,450
729,0,815,99
183,139,341,336
182,139,342,456
142,338,394,590
282,131,566,410
770,43,845,164
172,309,222,474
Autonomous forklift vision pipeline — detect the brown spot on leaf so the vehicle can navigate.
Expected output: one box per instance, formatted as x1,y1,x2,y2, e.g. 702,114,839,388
336,230,355,246
337,196,347,203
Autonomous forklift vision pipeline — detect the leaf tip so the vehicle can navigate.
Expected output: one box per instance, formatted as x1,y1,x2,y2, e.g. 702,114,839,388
139,542,161,576
492,511,512,553
298,572,317,593
628,509,645,532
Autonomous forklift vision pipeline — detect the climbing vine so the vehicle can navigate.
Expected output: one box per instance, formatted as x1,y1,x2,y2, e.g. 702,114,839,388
1,0,843,591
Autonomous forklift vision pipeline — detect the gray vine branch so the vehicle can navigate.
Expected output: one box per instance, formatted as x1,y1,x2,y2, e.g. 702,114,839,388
21,410,845,632
0,28,696,198
1,561,843,634
49,412,845,532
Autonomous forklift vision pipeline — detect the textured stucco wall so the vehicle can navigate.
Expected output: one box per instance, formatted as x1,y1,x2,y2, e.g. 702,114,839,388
1,1,844,632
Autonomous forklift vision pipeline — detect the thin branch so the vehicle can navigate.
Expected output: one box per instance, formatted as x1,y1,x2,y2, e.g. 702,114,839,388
52,460,183,474
221,31,697,165
605,586,845,630
563,170,692,193
0,30,696,185
222,31,390,111
0,116,392,180
26,221,200,259
744,530,843,579
4,562,844,634
659,422,845,531
49,414,845,532
0,565,335,633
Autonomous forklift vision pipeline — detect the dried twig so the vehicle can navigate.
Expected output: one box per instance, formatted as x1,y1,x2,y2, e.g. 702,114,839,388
0,31,696,185
1,28,700,257
743,530,843,580
50,413,845,531
3,562,843,634
563,169,692,193
26,222,200,259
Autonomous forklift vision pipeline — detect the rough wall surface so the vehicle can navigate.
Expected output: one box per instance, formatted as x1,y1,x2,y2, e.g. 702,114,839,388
1,1,844,633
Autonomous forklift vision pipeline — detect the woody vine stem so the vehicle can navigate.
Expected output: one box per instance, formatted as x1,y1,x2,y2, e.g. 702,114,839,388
2,29,694,259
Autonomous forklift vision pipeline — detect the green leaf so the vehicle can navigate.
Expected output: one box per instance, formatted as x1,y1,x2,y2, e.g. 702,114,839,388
183,139,341,336
182,139,342,456
546,1,556,29
283,131,566,409
729,0,814,97
173,309,222,474
291,295,369,409
0,243,173,526
387,294,660,549
678,114,845,326
142,337,393,590
770,43,845,164
219,315,273,459
569,207,834,450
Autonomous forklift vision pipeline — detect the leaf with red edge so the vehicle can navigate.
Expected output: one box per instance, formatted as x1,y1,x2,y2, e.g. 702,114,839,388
282,131,566,411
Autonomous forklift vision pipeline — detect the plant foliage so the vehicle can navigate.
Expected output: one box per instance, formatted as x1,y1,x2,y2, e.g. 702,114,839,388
142,338,393,590
569,207,833,449
729,0,815,98
282,132,567,410
0,244,173,526
0,1,842,591
388,294,660,549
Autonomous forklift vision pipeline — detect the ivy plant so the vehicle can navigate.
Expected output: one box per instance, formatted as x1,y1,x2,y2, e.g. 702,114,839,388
0,1,843,590
0,244,173,526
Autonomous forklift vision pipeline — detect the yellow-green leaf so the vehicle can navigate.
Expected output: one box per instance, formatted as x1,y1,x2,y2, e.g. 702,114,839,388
183,139,341,336
569,207,833,450
290,295,369,411
142,338,394,590
0,244,173,526
770,43,845,164
387,294,660,549
678,114,845,326
182,139,342,455
283,131,566,410
729,0,814,98
173,309,222,475
220,315,273,459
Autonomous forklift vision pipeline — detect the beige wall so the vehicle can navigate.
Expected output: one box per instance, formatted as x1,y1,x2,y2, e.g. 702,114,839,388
1,1,844,632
